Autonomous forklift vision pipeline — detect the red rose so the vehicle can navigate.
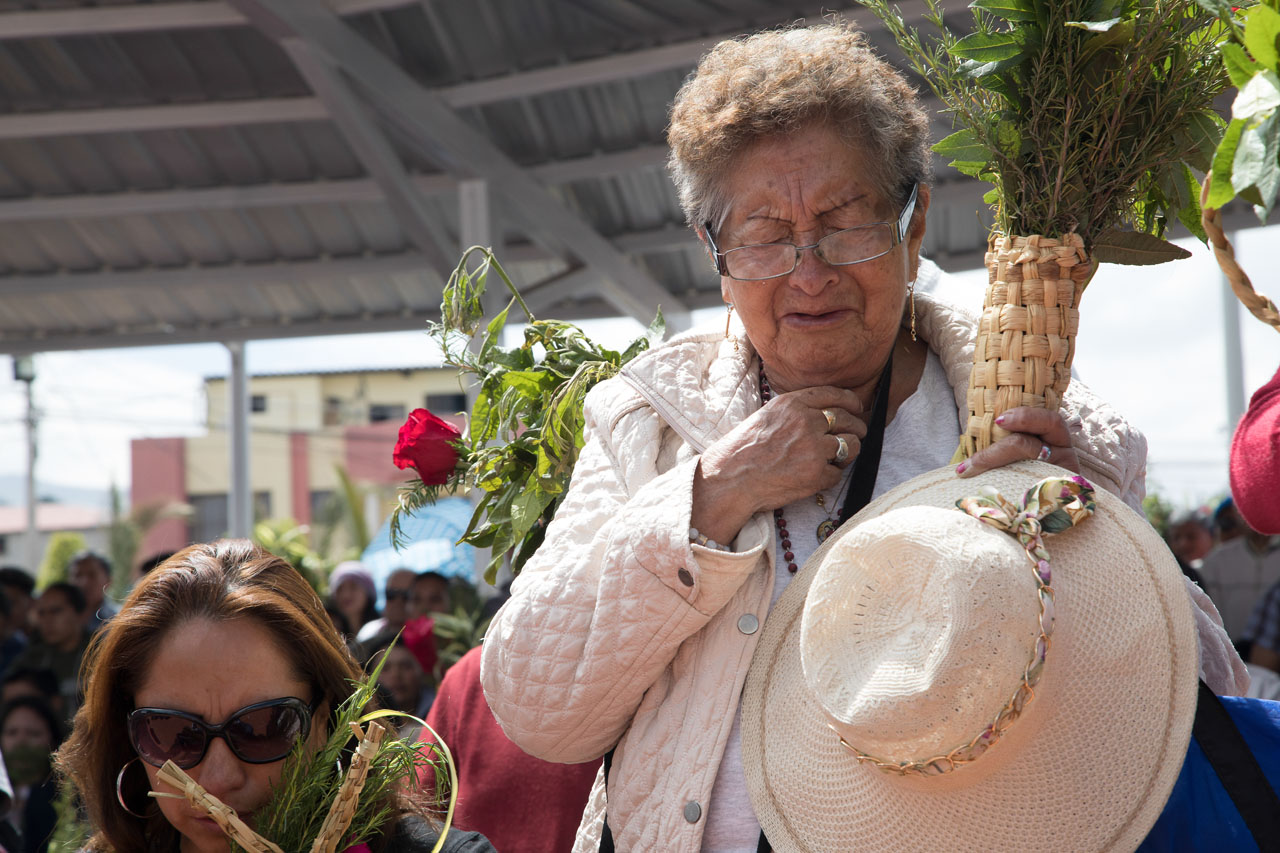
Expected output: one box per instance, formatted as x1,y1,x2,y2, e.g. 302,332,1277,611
393,408,462,486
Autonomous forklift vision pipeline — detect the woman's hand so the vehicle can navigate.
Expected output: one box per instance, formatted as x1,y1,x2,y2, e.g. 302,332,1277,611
691,387,867,544
956,406,1080,479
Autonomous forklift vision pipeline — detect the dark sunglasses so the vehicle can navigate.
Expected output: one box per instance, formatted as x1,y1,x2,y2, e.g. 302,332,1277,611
127,696,319,769
384,589,410,601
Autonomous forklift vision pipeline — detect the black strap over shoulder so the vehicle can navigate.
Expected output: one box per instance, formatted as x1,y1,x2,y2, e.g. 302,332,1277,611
1192,680,1280,846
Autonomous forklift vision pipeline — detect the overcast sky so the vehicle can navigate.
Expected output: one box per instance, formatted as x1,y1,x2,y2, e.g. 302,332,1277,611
1,226,1277,512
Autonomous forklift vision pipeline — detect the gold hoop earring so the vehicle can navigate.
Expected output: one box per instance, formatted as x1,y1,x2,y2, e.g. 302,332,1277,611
116,757,149,818
908,281,917,342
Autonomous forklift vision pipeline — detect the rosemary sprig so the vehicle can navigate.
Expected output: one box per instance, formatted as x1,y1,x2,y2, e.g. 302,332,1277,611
243,650,445,852
862,0,1229,260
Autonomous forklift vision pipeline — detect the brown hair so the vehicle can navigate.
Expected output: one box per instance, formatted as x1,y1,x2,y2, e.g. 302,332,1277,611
56,540,366,853
667,20,932,231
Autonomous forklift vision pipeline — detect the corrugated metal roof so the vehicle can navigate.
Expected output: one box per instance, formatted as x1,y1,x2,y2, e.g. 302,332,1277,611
0,0,1263,355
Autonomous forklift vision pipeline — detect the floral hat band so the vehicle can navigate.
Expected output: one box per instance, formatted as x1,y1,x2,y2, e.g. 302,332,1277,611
802,476,1097,779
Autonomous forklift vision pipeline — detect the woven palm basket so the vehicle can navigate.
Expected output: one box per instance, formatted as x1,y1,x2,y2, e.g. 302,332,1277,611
963,232,1091,455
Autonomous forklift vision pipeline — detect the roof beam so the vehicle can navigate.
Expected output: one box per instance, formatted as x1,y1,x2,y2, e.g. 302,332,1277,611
0,98,327,140
227,0,688,326
0,144,668,222
0,0,415,40
0,308,442,356
279,37,457,272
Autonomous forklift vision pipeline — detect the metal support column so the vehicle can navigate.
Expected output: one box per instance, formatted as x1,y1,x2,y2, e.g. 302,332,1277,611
14,356,37,570
1223,236,1246,445
225,341,252,538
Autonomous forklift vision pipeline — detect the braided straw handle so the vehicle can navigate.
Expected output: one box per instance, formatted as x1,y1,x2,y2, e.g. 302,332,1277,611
963,233,1091,455
309,721,388,853
153,761,284,853
1200,178,1280,334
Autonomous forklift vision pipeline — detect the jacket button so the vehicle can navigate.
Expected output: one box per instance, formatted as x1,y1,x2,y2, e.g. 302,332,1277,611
677,568,694,587
737,613,759,635
683,801,702,823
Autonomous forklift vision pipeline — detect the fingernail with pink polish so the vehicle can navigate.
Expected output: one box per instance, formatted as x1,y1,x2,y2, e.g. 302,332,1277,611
994,415,1005,425
955,462,968,475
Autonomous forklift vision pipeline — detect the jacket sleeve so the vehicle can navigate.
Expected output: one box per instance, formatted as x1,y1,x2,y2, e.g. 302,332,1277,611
479,380,769,764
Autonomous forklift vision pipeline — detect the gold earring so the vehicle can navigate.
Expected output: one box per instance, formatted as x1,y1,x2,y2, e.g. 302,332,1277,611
908,282,917,342
725,304,739,353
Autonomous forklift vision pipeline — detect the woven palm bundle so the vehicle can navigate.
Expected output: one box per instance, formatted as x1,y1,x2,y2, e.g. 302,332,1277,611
963,233,1090,455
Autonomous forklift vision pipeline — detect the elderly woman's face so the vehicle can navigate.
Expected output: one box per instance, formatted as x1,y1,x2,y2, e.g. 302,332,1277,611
716,124,926,392
134,617,325,853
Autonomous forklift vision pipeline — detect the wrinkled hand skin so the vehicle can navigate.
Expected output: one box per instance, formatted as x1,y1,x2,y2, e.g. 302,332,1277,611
691,385,868,544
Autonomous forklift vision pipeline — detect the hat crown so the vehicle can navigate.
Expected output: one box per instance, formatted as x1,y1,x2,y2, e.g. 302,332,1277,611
800,506,1041,765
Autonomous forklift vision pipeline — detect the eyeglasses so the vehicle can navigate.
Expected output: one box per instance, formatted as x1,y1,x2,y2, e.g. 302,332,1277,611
705,184,919,281
128,696,318,769
384,589,410,601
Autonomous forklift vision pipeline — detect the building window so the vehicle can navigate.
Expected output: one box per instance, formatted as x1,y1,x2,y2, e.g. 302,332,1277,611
251,394,267,413
425,393,467,415
324,397,343,427
189,494,229,543
310,490,335,524
369,404,406,423
254,491,272,522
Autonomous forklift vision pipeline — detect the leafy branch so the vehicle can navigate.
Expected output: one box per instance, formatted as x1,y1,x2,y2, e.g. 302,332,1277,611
391,248,664,584
862,0,1229,262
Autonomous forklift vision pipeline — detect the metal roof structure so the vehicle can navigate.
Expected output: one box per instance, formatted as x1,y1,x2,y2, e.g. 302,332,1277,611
0,0,1268,356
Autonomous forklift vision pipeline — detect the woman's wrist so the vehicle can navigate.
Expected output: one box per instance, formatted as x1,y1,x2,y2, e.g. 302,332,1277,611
691,456,758,545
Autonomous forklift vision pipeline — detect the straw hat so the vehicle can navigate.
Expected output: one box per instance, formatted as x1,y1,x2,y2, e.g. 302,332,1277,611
742,461,1198,853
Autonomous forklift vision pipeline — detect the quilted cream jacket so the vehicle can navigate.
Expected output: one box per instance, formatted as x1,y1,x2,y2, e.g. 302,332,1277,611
480,276,1244,853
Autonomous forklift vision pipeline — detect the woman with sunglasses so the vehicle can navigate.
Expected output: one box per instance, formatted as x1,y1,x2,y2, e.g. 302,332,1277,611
56,539,495,853
480,21,1247,853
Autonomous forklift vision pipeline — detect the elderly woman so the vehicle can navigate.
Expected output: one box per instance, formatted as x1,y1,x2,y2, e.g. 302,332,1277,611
56,540,494,853
480,22,1246,853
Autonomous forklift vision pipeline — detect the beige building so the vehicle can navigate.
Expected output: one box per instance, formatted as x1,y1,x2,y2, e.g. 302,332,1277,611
133,366,467,554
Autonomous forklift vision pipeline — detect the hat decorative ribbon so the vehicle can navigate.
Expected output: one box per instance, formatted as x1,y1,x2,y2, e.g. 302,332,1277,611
833,475,1096,778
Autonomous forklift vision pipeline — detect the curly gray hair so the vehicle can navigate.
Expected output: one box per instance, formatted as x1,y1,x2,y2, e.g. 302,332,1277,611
667,21,932,234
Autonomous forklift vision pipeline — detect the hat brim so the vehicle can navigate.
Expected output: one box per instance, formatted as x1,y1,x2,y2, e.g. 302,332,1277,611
741,462,1198,853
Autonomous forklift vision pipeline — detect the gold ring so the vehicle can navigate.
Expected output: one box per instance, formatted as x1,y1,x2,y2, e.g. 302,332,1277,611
833,435,850,464
822,408,837,433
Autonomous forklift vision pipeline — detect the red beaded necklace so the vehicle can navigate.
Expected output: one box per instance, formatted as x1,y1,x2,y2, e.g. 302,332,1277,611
759,368,800,574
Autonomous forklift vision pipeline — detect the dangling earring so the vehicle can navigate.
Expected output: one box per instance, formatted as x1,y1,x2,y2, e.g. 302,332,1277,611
907,281,917,342
725,304,739,353
116,757,149,818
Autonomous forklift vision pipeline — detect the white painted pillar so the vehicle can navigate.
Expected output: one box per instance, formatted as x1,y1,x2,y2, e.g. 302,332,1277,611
14,356,38,570
1222,235,1246,446
225,341,252,539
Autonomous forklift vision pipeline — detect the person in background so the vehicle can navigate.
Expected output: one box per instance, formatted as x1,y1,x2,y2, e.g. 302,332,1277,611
133,551,176,588
0,593,24,677
367,638,436,734
1215,497,1246,545
357,568,417,645
408,571,450,619
0,570,34,644
1231,361,1280,536
5,584,90,722
424,645,599,853
328,561,379,638
1167,509,1214,587
0,697,62,853
68,551,116,632
0,672,61,723
1199,506,1280,650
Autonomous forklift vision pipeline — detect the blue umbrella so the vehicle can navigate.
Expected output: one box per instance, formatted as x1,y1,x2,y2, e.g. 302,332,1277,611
361,497,476,605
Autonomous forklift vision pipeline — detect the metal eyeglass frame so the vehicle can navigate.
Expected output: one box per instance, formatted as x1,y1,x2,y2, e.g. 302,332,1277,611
127,695,319,768
703,183,919,281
